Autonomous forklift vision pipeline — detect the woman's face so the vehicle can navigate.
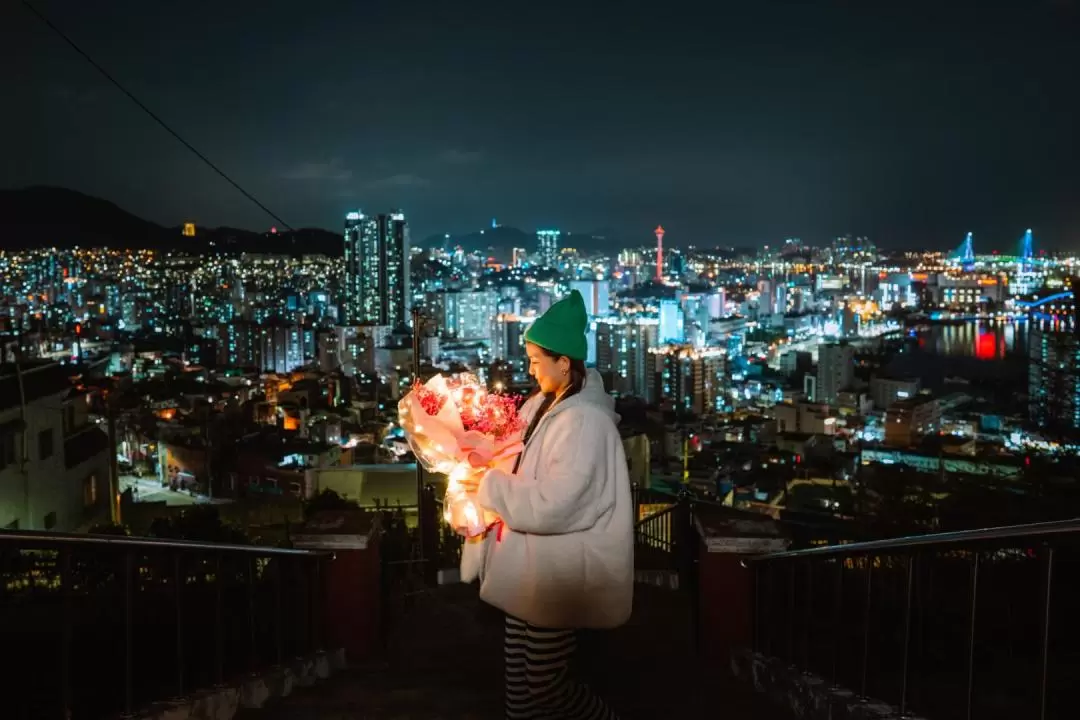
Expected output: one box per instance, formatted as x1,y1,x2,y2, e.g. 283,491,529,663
526,342,571,395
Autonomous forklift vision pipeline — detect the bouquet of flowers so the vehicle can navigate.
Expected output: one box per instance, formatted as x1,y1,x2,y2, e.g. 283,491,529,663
398,373,525,538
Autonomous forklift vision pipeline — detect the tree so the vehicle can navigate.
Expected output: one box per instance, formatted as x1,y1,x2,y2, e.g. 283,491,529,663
147,505,252,545
304,488,358,517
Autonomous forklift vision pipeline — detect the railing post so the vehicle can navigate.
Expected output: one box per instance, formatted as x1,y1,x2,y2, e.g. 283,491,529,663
315,556,324,651
965,551,980,720
802,560,813,674
860,553,873,700
676,491,699,653
215,553,224,685
124,549,134,716
421,484,438,585
786,561,795,666
1039,546,1055,720
676,490,694,592
275,558,284,665
831,558,842,689
307,558,316,654
765,562,774,657
899,553,916,717
248,557,258,671
752,562,761,654
174,553,184,697
61,549,72,720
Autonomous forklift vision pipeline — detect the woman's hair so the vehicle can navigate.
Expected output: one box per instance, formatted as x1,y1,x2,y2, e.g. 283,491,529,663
520,346,588,448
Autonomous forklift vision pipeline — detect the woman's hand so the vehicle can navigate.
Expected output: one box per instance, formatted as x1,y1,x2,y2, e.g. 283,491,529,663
444,494,487,537
459,472,483,494
448,462,485,494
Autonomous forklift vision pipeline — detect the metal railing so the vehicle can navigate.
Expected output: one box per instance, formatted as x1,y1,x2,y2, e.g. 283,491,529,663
636,504,676,552
0,529,329,719
631,484,699,594
378,486,466,636
631,483,680,515
750,518,1080,720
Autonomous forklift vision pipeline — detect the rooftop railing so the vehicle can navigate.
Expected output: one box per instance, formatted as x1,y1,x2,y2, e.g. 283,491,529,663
0,529,328,719
749,518,1080,719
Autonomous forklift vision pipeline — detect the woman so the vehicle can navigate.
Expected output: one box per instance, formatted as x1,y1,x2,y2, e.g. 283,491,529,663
465,289,633,719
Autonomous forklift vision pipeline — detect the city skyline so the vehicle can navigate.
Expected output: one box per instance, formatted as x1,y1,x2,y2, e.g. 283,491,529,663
0,185,1069,258
3,1,1079,249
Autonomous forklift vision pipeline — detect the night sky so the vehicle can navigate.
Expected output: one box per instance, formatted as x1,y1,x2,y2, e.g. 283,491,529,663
4,0,1079,250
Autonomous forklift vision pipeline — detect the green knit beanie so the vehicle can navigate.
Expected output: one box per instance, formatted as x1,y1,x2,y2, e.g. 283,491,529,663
525,289,588,360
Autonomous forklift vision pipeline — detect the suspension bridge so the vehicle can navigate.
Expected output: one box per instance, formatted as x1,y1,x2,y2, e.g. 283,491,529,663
946,228,1036,267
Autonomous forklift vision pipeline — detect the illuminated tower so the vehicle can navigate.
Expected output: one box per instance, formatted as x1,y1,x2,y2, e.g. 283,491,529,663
961,232,975,272
1021,228,1034,271
655,225,665,282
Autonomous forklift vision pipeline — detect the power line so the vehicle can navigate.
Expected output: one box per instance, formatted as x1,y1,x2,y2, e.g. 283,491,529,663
21,0,293,231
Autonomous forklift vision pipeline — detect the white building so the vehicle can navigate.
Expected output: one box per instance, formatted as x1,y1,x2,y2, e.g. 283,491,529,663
569,280,611,317
444,290,499,342
816,343,854,406
0,363,111,531
659,299,685,343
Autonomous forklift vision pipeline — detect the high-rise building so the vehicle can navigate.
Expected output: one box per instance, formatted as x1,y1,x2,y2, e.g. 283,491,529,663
659,299,685,343
651,345,727,414
211,321,314,373
444,290,499,342
816,342,854,406
595,317,659,399
343,210,410,326
679,293,714,349
318,325,382,375
342,212,369,324
757,279,788,317
569,280,611,317
492,314,530,361
261,324,312,375
536,229,560,268
1029,317,1079,433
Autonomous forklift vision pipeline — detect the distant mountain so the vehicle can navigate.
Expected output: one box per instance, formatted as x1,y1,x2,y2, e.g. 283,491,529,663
0,187,342,255
0,186,170,250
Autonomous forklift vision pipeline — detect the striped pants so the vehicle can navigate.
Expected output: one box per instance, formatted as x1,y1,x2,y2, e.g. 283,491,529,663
504,615,620,719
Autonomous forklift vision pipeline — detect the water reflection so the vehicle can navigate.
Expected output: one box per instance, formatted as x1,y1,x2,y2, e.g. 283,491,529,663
915,320,1026,360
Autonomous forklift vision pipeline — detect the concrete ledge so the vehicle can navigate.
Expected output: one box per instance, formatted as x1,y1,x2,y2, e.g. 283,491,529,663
124,649,345,720
730,648,928,720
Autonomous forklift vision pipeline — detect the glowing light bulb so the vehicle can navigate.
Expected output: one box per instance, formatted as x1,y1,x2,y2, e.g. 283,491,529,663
463,501,481,534
448,463,470,492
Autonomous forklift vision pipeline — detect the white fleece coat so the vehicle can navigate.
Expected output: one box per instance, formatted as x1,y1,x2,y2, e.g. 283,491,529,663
471,369,634,630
